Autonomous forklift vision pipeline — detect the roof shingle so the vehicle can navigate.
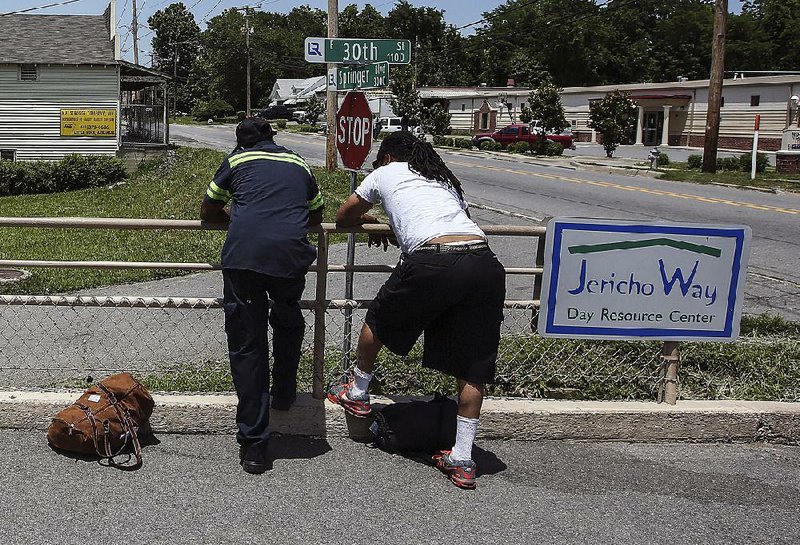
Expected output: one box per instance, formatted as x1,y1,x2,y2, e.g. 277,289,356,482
0,14,115,65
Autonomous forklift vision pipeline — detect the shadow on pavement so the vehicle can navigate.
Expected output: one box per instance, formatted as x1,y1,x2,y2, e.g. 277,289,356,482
267,434,332,463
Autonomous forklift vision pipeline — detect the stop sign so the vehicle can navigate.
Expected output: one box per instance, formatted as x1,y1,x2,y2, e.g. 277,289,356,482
336,91,373,170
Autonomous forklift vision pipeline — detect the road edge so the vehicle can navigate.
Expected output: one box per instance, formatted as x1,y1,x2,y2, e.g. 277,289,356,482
2,391,798,443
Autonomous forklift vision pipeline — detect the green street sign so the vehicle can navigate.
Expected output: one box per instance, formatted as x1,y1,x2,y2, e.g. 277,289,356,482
305,38,411,64
327,62,390,91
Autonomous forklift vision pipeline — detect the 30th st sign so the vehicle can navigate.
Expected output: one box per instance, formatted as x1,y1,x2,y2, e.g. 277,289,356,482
538,218,752,341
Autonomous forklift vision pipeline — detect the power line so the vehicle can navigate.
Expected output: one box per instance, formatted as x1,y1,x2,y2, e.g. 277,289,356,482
0,0,85,16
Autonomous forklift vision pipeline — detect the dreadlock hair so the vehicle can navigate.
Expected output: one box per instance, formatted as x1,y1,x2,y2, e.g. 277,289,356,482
374,131,465,200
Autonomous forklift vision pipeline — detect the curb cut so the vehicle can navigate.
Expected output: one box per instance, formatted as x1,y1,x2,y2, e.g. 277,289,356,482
569,160,663,178
2,391,798,443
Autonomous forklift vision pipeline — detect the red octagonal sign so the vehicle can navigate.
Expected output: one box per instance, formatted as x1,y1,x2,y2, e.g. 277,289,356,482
336,91,373,170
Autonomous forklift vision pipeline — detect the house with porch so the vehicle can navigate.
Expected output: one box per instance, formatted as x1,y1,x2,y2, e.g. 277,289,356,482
0,1,168,162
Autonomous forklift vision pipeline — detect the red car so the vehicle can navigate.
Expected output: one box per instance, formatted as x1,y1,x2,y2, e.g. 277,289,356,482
472,122,574,150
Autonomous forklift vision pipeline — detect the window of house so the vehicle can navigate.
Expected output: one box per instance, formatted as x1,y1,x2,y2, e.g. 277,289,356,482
750,95,760,107
461,103,466,111
19,64,38,81
480,112,489,130
0,149,16,162
720,96,725,107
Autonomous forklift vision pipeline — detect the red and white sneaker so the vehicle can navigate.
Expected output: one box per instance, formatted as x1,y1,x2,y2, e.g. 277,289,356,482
327,379,372,417
432,450,477,490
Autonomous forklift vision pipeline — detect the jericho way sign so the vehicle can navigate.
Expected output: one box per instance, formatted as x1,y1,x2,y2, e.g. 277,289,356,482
336,91,373,170
538,218,752,341
327,62,389,91
305,38,411,64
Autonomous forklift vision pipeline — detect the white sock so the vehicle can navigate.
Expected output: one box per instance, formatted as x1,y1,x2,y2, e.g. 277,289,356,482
349,366,373,397
450,415,479,461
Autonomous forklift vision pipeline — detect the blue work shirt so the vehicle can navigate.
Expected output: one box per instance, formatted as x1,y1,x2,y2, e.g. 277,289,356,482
204,140,324,278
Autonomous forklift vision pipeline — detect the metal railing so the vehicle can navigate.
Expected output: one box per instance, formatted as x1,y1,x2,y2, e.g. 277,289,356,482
0,217,675,401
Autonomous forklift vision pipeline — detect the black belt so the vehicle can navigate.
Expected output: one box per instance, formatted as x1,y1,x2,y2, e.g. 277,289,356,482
412,241,489,255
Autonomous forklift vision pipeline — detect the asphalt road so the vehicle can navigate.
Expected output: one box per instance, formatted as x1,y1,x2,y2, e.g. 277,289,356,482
171,124,800,321
2,430,798,544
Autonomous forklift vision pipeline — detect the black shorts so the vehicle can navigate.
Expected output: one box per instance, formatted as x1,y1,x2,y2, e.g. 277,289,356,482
365,248,506,384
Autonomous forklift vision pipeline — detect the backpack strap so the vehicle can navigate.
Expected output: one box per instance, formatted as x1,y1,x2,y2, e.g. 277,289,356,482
96,383,143,470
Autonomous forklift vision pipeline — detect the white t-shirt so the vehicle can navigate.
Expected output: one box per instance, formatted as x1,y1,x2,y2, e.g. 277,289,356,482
355,162,486,254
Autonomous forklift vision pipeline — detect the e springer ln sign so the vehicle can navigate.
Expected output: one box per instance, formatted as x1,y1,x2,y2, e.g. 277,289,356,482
538,218,751,341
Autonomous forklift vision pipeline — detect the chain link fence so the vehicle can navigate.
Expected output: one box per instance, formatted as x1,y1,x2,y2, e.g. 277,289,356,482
0,295,666,400
1,218,795,401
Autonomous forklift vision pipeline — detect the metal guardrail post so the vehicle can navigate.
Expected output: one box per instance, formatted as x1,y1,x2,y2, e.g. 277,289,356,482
312,230,329,399
658,341,681,405
531,233,546,332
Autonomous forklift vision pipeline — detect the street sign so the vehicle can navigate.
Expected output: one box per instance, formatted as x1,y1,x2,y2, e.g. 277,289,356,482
538,218,751,341
327,62,389,91
336,91,373,170
305,38,411,64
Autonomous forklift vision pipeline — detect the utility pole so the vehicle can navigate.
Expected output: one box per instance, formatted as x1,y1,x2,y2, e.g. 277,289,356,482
702,0,728,173
131,0,139,65
173,43,178,115
244,7,252,117
326,0,338,171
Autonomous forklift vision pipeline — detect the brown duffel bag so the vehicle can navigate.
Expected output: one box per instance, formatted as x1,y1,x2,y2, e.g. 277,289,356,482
47,372,154,469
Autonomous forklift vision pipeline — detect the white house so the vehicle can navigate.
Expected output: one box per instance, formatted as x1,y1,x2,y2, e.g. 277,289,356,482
0,1,168,162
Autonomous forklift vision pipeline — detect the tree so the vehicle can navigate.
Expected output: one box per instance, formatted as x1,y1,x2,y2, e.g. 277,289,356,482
148,2,200,113
419,101,451,135
527,82,568,154
388,66,421,131
304,95,324,124
588,90,638,157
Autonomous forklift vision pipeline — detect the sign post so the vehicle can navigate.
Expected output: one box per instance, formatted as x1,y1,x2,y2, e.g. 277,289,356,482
751,114,760,180
336,91,374,367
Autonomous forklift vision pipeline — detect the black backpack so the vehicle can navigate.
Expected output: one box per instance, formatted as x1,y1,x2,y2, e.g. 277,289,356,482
370,394,458,454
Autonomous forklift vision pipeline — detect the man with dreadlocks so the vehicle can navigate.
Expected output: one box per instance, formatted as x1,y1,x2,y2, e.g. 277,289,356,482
329,131,506,489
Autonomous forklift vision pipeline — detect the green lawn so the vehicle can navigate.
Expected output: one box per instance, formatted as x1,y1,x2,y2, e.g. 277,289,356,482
0,147,353,295
659,162,800,192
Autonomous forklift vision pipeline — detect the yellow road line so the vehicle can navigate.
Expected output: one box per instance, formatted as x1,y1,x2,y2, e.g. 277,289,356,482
449,160,800,216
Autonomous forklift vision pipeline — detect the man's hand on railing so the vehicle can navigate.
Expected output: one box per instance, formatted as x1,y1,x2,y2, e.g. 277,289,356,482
361,214,398,252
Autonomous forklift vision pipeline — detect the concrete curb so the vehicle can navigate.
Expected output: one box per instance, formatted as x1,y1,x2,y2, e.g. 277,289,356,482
2,391,798,443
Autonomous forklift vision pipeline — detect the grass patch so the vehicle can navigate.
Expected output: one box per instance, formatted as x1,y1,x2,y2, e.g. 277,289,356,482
0,146,354,295
129,312,799,401
660,162,800,192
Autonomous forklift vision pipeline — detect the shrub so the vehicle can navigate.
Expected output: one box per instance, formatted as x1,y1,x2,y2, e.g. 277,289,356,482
739,152,769,173
657,152,670,166
296,125,321,133
0,155,127,197
510,141,530,154
236,110,246,121
479,139,501,151
192,98,235,120
544,141,564,156
452,138,473,149
687,154,702,169
718,156,740,171
432,135,447,147
275,119,287,129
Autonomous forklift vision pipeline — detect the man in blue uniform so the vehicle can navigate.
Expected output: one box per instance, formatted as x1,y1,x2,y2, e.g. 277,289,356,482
201,117,324,474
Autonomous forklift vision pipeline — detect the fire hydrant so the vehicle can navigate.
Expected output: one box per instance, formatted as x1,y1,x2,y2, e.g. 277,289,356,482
648,147,661,170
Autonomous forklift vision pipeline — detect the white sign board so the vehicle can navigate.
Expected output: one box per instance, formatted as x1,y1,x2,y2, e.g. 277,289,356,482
538,218,751,341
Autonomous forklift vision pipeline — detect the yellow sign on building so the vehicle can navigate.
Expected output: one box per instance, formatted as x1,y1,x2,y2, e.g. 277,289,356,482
60,109,117,137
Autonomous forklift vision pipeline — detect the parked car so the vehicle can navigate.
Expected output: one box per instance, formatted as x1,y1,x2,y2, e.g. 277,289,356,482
472,122,575,150
378,117,423,136
292,110,307,123
256,104,295,120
